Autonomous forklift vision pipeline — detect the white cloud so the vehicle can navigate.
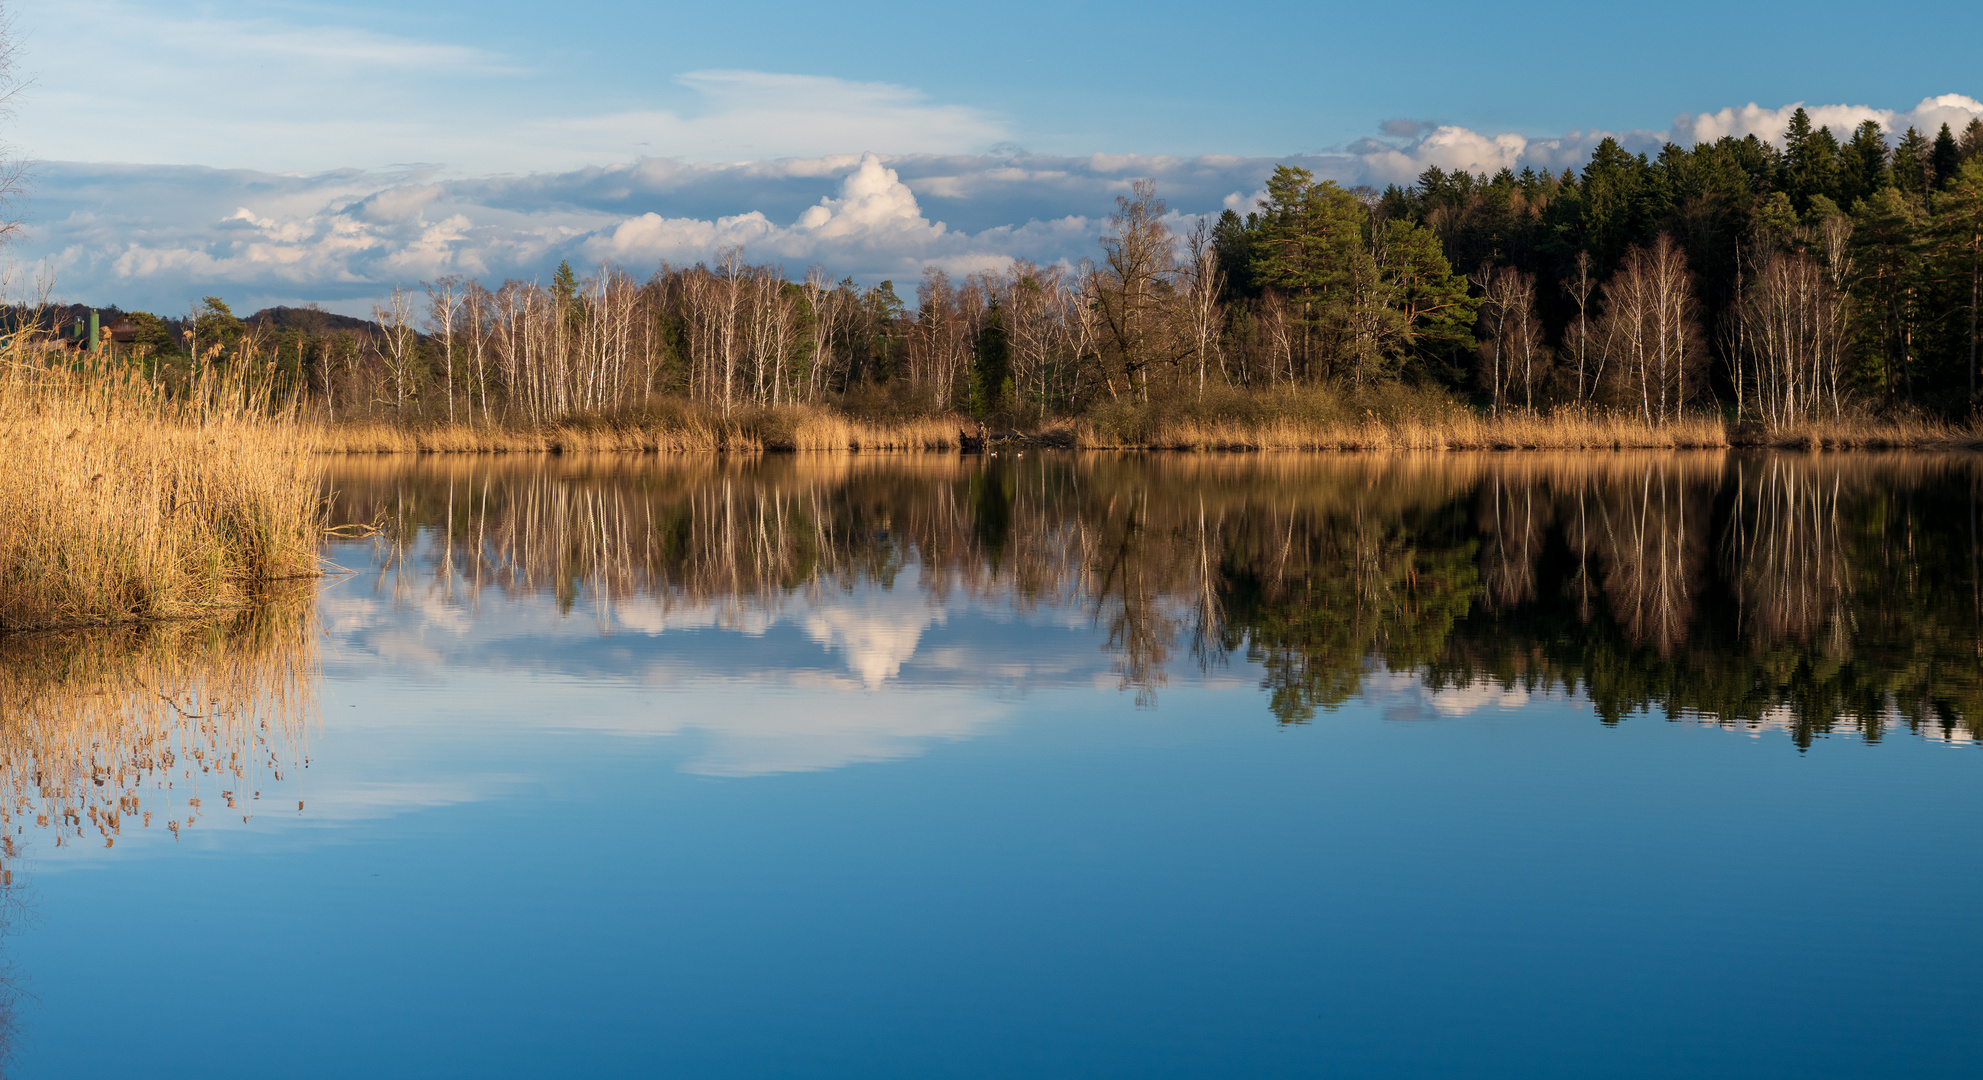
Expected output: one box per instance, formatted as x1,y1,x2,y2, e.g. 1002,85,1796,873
21,153,1116,313
1673,94,1983,146
794,154,931,237
309,561,1107,777
799,589,946,690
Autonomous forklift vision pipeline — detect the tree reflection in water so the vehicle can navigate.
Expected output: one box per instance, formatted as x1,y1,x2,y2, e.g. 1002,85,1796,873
327,451,1983,749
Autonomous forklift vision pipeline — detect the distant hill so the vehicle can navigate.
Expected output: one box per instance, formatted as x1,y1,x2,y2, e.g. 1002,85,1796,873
245,306,383,335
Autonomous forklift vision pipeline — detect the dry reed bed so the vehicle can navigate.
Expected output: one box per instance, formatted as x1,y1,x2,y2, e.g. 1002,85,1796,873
1739,414,1983,449
310,397,1983,457
0,351,324,631
1081,411,1735,451
311,408,968,454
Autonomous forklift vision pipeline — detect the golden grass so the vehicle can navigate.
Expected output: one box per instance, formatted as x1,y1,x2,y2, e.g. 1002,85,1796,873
0,595,314,854
307,385,1983,456
0,344,324,632
1738,413,1983,449
1078,405,1732,451
1073,384,1982,451
310,403,967,453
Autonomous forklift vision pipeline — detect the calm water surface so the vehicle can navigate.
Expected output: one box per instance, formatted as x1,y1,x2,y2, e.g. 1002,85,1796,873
3,451,1981,1078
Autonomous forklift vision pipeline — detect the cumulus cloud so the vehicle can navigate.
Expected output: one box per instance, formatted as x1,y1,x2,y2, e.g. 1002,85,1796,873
22,152,1121,313
1673,94,1983,145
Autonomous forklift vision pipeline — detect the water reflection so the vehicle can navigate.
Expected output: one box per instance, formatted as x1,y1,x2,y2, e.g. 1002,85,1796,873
9,450,1968,841
0,598,316,852
327,450,1983,749
0,451,1978,1077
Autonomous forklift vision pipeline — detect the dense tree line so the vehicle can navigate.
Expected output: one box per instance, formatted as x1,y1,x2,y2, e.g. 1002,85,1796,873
1339,112,1983,417
80,111,1983,427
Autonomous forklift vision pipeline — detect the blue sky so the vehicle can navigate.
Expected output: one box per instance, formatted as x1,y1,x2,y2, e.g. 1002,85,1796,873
9,0,1983,315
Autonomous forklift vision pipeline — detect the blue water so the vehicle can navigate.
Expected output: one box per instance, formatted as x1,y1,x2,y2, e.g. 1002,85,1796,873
5,455,1980,1078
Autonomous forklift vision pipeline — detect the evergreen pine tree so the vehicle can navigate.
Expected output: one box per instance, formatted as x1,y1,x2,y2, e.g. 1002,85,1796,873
550,260,585,333
1375,184,1415,224
1841,120,1890,207
1782,108,1841,211
192,296,244,359
1211,209,1258,299
1248,166,1367,334
1852,188,1926,399
1962,119,1983,164
552,260,580,307
969,299,1012,421
1782,107,1815,159
1930,160,1983,405
1894,127,1934,198
1752,191,1799,241
1931,124,1962,189
1578,137,1659,271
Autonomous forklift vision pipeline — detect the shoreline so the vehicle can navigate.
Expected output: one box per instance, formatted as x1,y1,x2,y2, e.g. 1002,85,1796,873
0,576,323,638
300,418,1983,455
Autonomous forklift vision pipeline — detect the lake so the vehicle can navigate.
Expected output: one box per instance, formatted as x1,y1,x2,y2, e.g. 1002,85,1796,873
2,451,1980,1078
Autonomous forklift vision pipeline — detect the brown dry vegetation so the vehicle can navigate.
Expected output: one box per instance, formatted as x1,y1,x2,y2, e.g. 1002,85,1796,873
1073,385,1983,451
1734,412,1983,449
309,401,967,453
303,385,1983,455
0,345,324,631
1078,385,1725,450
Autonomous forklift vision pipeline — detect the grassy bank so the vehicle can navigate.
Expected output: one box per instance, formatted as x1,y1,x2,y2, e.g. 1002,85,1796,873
1076,387,1726,450
0,349,324,632
1074,385,1983,451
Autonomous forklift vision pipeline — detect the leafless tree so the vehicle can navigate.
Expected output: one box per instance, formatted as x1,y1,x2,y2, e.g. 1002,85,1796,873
1183,220,1227,397
426,276,465,423
1738,248,1849,427
1562,251,1598,403
1598,235,1703,425
1094,179,1179,402
0,11,27,247
372,285,420,411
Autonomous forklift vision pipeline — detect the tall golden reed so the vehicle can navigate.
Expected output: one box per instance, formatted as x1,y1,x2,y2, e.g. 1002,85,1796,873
309,405,966,453
1076,409,1735,451
0,336,324,631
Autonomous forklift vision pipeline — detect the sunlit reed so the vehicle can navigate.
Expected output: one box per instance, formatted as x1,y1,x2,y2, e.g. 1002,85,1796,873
0,331,324,630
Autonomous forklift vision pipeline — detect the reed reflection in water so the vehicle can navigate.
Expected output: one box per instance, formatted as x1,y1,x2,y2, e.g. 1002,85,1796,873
328,450,1983,750
0,596,317,855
